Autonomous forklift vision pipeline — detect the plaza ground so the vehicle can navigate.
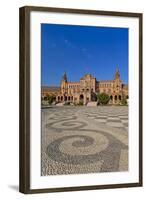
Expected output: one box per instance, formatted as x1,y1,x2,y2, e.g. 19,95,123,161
41,106,128,176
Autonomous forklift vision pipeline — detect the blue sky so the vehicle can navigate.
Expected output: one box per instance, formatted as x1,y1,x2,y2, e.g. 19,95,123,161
41,23,128,86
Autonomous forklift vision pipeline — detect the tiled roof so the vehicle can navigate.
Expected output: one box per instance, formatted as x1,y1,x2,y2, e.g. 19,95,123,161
68,82,80,85
41,86,60,92
99,80,113,83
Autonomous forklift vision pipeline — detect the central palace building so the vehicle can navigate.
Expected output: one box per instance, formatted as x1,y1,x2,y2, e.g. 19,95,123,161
42,69,128,105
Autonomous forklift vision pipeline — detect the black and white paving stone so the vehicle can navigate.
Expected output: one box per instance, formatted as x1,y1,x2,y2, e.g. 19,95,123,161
41,106,128,176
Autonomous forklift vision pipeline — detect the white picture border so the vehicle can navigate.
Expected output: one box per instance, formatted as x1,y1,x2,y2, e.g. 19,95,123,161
30,11,139,189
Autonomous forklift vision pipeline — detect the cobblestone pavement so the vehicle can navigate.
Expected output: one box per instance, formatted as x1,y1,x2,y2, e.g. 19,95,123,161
41,106,128,176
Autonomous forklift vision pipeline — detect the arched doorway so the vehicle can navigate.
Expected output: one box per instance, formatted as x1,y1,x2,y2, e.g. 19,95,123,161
110,95,113,100
80,94,84,102
115,95,117,101
110,95,113,104
64,96,67,101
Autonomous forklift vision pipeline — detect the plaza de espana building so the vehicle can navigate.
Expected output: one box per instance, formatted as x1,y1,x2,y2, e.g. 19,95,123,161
42,69,128,105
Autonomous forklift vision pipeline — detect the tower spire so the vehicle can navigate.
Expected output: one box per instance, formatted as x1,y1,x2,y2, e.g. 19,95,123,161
62,72,67,82
115,67,120,79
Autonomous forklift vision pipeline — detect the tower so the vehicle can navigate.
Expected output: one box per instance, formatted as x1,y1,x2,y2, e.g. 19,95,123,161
62,72,67,82
61,72,68,94
115,68,120,80
114,67,121,95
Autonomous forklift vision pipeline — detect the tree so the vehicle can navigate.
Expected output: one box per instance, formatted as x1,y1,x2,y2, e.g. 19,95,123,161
121,97,127,105
46,94,55,105
97,93,110,105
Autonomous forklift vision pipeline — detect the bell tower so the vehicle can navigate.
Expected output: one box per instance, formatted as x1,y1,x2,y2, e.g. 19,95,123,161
62,72,67,83
114,67,121,94
61,72,68,94
115,68,120,80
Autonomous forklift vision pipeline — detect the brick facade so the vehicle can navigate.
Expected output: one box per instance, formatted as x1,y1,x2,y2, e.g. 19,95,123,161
42,69,128,105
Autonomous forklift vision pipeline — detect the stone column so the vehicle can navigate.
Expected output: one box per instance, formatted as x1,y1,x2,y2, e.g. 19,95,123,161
113,95,115,104
89,93,91,102
84,93,86,105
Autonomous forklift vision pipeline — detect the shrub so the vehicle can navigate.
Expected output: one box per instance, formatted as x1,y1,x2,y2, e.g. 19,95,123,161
78,101,84,105
64,102,70,105
73,101,83,106
121,98,127,105
44,95,55,105
97,93,110,105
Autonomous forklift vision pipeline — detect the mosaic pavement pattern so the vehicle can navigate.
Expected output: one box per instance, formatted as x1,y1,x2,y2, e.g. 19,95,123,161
41,106,128,176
